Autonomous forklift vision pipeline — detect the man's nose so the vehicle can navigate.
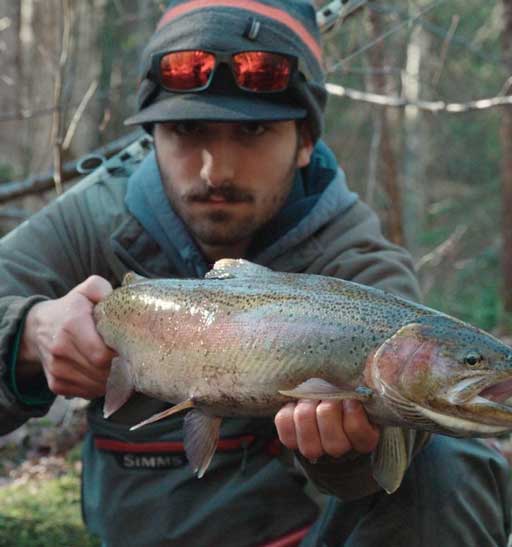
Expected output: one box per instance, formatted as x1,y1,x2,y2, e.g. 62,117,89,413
200,144,236,188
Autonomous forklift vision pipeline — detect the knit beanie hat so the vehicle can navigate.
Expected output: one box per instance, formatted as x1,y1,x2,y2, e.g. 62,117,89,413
125,0,327,140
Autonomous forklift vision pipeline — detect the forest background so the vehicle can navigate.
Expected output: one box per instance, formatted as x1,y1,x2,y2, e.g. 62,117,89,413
2,0,511,330
0,0,511,544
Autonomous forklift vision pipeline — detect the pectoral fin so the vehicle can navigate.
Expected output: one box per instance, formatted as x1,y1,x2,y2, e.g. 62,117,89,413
279,378,373,401
371,426,413,494
129,399,196,431
103,356,135,418
184,410,222,478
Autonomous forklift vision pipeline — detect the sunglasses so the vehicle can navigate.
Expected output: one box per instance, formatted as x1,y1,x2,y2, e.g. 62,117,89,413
148,49,298,94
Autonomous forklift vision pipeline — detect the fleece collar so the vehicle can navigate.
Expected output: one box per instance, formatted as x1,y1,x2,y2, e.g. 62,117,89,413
123,139,357,277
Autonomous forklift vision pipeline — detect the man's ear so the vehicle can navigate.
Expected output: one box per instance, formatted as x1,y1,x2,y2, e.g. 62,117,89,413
296,122,314,168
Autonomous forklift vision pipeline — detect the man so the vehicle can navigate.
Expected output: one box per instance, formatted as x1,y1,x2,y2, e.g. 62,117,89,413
0,1,510,546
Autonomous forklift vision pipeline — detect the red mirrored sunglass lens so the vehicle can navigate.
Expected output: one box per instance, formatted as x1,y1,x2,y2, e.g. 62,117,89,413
160,50,215,90
232,52,292,92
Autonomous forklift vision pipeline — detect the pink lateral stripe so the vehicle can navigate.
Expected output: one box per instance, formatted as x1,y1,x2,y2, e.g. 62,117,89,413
157,0,322,64
95,435,256,453
258,524,313,547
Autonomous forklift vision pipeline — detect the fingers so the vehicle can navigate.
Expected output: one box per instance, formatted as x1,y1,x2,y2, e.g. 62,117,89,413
20,275,116,400
40,333,112,399
317,401,351,457
64,312,116,368
51,287,115,373
294,400,323,461
342,400,380,453
50,337,111,386
71,275,116,360
275,403,298,450
43,357,110,399
75,275,113,304
275,399,380,461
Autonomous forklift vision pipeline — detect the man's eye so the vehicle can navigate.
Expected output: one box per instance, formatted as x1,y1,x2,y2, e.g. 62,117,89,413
173,122,204,136
240,123,266,136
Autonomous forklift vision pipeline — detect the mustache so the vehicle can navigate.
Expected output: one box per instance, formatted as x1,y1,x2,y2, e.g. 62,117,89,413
185,185,254,203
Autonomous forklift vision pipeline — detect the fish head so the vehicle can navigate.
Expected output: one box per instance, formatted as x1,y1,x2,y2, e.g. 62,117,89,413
370,315,512,436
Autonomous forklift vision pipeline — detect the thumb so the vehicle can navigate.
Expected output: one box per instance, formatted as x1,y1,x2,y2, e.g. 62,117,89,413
75,275,113,304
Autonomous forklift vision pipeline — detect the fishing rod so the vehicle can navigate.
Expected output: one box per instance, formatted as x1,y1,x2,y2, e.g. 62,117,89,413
316,0,368,34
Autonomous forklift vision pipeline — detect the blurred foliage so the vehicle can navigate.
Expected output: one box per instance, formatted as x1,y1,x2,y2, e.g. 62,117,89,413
0,448,99,547
319,1,506,330
0,164,15,184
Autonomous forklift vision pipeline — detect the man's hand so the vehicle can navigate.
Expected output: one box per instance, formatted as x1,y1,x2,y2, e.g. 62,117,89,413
18,275,116,399
274,399,380,461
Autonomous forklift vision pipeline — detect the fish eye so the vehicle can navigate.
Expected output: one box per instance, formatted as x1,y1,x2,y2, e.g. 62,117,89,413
463,351,483,366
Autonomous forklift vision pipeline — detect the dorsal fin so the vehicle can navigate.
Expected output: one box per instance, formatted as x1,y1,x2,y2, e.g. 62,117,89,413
122,271,147,286
205,259,273,280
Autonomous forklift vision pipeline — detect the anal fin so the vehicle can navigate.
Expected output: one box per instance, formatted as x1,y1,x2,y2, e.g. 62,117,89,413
129,399,195,431
279,378,373,401
184,410,222,478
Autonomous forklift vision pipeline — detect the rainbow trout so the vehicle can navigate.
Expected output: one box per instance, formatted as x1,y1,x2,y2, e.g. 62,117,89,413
94,259,512,493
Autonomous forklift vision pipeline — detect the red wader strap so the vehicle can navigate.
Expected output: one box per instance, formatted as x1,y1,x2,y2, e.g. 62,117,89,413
258,523,312,547
95,435,257,453
94,434,285,456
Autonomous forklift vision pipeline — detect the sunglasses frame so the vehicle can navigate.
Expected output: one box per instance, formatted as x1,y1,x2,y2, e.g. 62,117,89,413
147,48,300,94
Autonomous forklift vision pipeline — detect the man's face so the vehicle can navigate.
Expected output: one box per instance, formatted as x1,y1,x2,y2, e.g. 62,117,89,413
153,120,313,259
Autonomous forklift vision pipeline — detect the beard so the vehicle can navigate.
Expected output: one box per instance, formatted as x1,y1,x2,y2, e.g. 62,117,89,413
170,179,295,249
156,136,300,250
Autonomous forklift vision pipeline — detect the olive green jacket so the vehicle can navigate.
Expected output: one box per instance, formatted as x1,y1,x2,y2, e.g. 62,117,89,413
0,136,423,546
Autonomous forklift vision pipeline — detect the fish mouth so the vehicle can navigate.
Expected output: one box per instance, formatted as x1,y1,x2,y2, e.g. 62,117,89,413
444,376,512,430
478,378,512,405
378,375,512,436
447,376,512,406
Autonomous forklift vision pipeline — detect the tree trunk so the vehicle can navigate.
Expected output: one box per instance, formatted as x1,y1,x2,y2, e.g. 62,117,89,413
0,2,22,178
366,8,404,246
15,0,62,176
402,24,431,257
63,0,106,155
501,0,512,312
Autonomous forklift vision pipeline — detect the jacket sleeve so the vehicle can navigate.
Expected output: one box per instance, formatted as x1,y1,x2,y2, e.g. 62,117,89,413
295,199,429,501
310,199,421,301
0,188,107,434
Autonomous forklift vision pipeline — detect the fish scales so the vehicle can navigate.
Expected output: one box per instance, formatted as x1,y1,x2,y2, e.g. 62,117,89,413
97,272,424,413
94,259,512,491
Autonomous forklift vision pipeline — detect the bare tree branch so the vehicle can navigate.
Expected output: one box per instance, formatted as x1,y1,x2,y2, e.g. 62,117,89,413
327,0,447,72
416,225,468,271
0,16,12,32
432,14,460,87
499,75,512,96
51,0,73,195
366,112,382,206
326,81,512,113
63,80,99,150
